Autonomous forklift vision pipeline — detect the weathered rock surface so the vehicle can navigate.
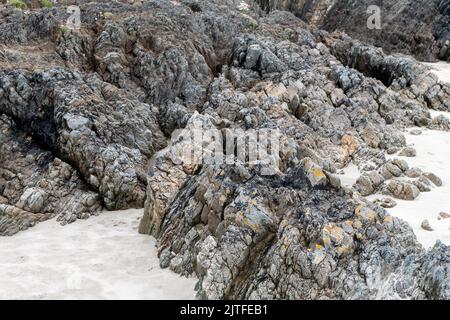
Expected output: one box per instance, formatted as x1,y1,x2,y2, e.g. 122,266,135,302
352,157,443,200
0,115,101,234
372,197,397,209
143,127,449,299
0,0,449,300
256,0,450,62
422,219,434,232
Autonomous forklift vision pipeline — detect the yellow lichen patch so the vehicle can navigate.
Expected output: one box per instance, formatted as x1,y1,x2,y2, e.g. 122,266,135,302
311,167,326,178
322,224,345,246
383,215,394,224
315,244,324,250
242,217,258,230
322,224,355,257
355,204,377,223
353,219,363,229
337,245,353,256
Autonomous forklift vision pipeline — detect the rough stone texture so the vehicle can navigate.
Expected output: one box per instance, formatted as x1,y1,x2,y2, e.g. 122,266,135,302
256,0,450,62
144,134,449,299
136,1,448,300
352,157,442,200
373,197,397,209
0,68,167,209
0,116,101,234
422,219,434,232
399,147,417,157
0,0,449,300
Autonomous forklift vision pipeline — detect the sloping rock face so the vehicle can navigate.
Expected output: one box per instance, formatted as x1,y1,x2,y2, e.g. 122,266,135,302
0,115,101,235
1,0,246,232
255,0,450,62
0,0,449,299
134,1,448,300
323,0,450,62
256,0,334,26
142,112,449,300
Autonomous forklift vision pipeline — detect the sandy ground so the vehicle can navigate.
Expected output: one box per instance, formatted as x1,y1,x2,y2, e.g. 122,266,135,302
0,209,197,300
397,62,450,248
342,128,450,248
383,129,450,248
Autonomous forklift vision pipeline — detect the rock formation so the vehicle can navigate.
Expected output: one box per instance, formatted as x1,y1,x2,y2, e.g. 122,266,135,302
255,0,450,62
0,0,449,299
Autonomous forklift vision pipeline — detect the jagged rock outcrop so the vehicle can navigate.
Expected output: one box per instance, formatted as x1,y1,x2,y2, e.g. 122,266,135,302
1,0,249,223
0,68,167,209
255,0,334,26
142,115,449,299
255,0,450,62
0,115,101,235
0,0,449,300
323,0,450,62
134,1,448,300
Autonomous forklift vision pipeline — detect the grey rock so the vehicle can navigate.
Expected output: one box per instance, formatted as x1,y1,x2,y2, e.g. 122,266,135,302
439,212,450,219
384,180,420,200
373,197,397,209
424,172,443,187
0,0,449,301
300,158,328,189
399,147,417,157
16,188,46,213
354,175,374,196
421,219,434,231
256,0,450,61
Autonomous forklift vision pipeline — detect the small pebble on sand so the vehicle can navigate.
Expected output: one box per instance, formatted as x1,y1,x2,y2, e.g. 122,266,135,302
421,219,433,231
439,212,450,219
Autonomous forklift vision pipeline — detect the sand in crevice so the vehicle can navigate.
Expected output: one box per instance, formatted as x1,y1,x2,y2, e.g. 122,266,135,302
424,61,450,84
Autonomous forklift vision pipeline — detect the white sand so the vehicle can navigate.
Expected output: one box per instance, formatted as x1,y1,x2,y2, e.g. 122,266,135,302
429,109,450,119
341,129,450,248
424,61,450,84
341,163,361,188
341,125,450,248
353,62,450,249
384,129,450,248
0,209,197,300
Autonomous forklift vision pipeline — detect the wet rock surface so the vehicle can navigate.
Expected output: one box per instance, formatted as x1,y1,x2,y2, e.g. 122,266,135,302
0,0,449,299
